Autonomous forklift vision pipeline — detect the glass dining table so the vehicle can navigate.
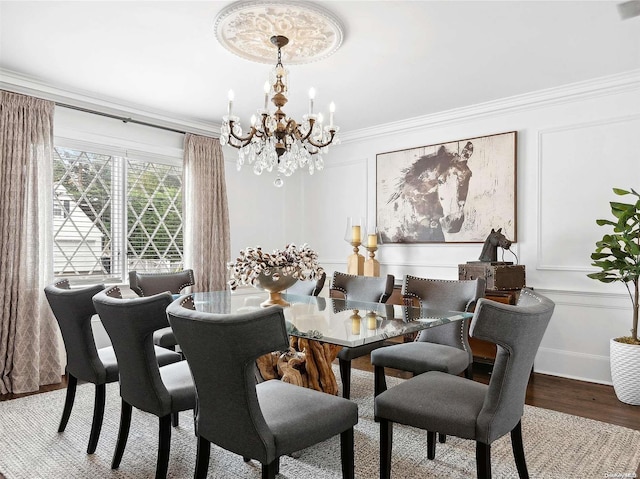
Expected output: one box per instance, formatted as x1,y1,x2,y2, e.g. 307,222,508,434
190,290,473,395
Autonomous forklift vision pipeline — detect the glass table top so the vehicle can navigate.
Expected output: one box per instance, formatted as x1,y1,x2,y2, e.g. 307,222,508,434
190,291,472,348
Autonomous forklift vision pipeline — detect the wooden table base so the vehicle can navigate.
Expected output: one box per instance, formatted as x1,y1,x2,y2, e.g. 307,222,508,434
256,337,342,395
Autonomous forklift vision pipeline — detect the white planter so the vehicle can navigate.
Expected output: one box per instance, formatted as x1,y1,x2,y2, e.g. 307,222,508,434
610,338,640,405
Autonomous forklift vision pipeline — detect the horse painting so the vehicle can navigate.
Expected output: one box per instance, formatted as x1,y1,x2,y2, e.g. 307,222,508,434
386,141,474,242
478,228,512,262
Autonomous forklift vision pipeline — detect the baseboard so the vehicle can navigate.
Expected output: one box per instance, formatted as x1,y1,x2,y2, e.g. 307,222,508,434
534,346,612,385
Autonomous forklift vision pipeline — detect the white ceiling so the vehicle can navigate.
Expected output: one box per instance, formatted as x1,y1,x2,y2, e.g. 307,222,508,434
1,1,639,134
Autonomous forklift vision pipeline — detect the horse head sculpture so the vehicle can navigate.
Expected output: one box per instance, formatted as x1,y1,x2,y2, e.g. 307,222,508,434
478,228,512,262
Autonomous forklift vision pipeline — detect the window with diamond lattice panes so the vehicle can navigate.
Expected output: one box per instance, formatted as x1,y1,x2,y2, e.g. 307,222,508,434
53,146,184,283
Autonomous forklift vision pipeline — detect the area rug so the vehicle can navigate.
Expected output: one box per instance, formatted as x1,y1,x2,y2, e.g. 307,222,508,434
1,368,639,479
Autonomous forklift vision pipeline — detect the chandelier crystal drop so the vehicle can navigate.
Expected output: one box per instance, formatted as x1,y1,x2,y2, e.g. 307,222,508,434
220,35,339,187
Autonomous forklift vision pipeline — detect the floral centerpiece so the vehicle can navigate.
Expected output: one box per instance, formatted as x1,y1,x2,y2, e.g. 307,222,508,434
228,243,324,306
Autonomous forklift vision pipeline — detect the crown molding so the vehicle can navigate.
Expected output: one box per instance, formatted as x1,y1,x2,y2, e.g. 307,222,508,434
340,69,640,144
0,69,222,138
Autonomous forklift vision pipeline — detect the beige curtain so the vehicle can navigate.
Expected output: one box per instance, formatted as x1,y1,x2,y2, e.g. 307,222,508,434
0,91,61,394
183,134,231,292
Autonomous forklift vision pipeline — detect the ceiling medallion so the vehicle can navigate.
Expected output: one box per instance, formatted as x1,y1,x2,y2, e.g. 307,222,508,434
213,1,345,64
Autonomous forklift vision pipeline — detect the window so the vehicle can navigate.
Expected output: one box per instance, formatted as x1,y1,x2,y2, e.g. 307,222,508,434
53,145,183,283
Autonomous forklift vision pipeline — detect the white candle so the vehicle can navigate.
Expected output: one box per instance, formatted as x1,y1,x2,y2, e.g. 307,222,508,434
308,87,316,115
367,234,377,248
227,89,235,116
263,81,270,110
329,101,335,127
352,225,361,243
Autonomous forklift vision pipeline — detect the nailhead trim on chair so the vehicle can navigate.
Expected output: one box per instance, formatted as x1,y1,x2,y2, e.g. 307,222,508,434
54,279,70,289
404,275,476,352
135,271,195,297
105,285,122,299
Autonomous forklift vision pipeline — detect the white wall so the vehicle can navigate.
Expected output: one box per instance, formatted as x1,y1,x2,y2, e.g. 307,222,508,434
297,71,640,385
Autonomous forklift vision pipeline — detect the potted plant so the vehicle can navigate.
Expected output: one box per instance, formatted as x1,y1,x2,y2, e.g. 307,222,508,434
227,243,324,307
587,187,640,405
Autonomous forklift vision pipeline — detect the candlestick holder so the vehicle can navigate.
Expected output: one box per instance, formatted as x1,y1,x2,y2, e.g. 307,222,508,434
345,217,365,275
363,227,382,277
348,241,365,275
364,245,380,277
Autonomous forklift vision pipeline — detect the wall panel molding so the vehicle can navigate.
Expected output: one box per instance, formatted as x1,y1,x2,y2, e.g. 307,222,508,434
535,346,612,385
536,113,640,272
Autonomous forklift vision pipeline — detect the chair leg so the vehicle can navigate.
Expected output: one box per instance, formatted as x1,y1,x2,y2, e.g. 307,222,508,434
465,363,474,380
262,459,278,479
438,433,446,444
427,431,436,459
340,427,355,479
510,420,529,479
476,441,491,479
58,373,77,432
87,383,106,454
194,436,211,479
374,365,387,397
156,415,172,479
380,419,393,479
171,412,179,427
111,400,133,469
339,358,351,399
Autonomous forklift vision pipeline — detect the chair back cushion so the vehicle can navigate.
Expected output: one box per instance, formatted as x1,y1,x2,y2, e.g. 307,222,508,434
330,272,395,303
44,280,108,384
93,287,174,416
129,269,194,296
405,276,485,357
167,298,289,463
471,289,555,443
286,271,326,296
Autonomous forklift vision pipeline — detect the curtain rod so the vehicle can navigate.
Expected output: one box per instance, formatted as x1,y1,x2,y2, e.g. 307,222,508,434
56,102,195,136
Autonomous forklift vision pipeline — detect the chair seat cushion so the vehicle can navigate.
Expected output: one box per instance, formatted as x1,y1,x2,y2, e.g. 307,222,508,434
97,347,119,383
154,346,182,367
257,380,358,456
371,342,469,375
375,371,488,440
160,361,196,413
337,340,388,361
153,327,178,349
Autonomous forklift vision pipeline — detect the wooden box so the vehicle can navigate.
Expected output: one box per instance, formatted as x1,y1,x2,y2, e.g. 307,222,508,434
458,262,525,291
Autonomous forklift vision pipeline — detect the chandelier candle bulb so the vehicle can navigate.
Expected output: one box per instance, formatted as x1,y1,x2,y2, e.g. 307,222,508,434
329,102,335,127
263,81,270,110
308,87,316,115
250,114,257,126
227,89,234,116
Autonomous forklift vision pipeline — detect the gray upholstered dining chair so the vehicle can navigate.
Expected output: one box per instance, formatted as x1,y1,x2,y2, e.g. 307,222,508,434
285,271,326,296
129,269,195,351
330,271,395,399
167,296,358,479
44,280,181,455
371,276,485,396
375,289,555,479
93,287,196,479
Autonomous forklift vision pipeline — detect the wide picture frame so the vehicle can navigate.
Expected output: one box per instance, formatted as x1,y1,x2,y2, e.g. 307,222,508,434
376,131,517,244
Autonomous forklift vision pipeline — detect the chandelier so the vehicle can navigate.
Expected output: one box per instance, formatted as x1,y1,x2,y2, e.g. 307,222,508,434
220,35,339,187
